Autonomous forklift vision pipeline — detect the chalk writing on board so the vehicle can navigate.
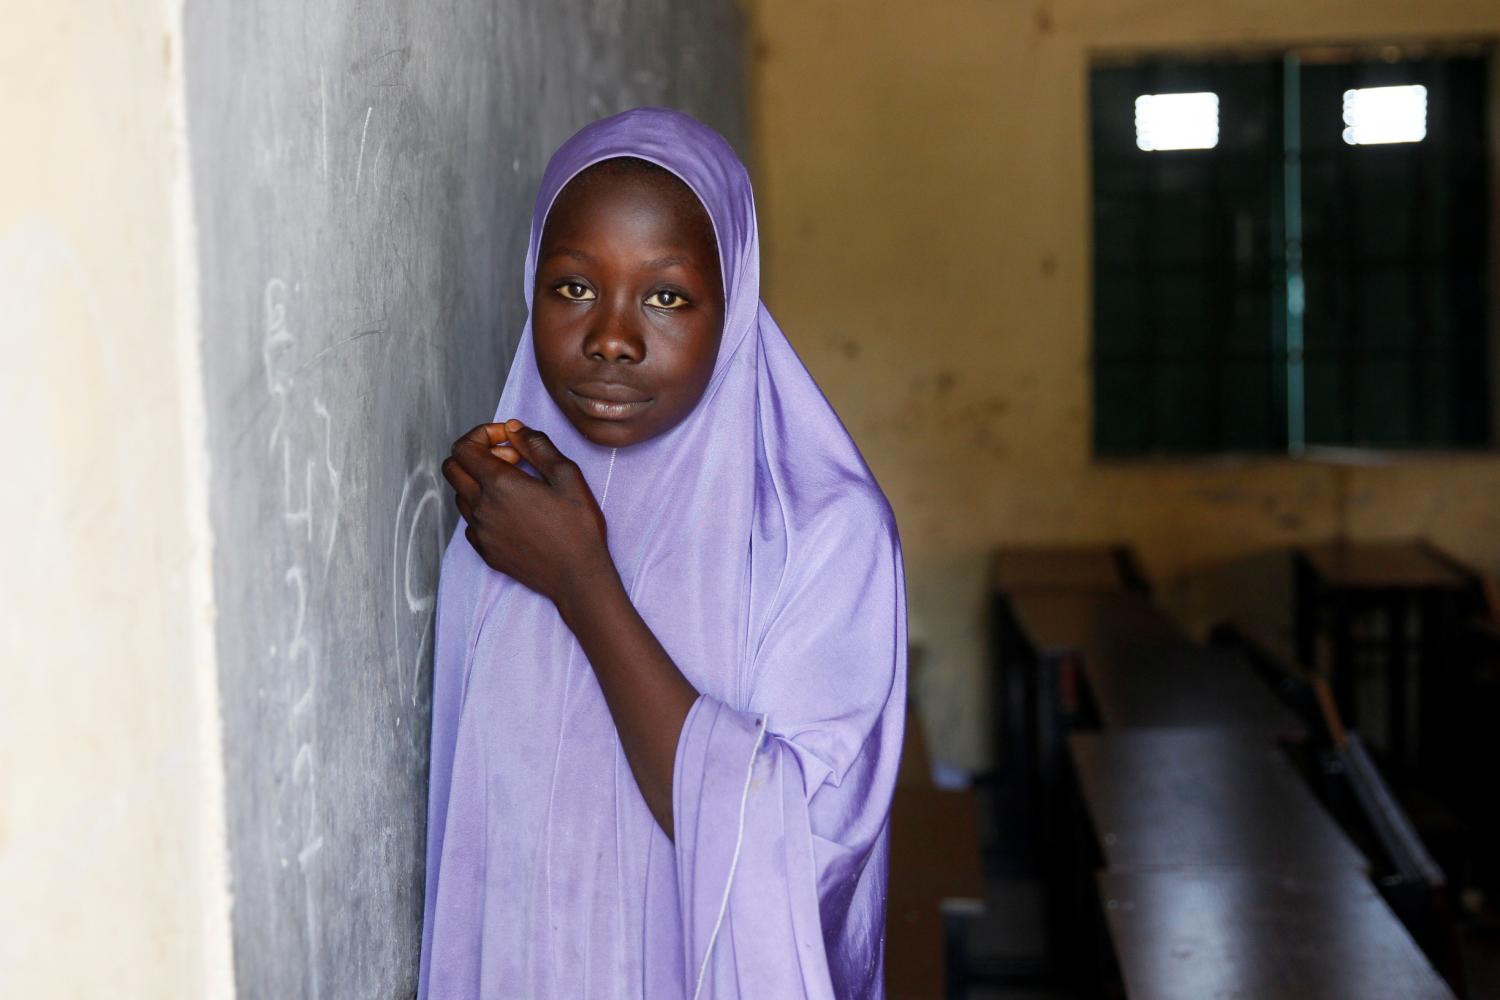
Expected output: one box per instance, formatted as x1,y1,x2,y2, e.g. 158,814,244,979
263,277,346,1000
393,462,446,765
356,106,373,194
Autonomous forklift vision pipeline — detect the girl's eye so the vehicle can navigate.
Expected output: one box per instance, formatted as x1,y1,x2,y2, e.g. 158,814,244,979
647,290,687,310
556,282,595,302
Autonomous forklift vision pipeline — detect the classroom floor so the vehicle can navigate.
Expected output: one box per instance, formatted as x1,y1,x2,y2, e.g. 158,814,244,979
961,875,1067,1000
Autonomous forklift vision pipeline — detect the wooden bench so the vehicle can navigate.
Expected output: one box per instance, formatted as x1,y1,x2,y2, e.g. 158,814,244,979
1210,619,1335,746
1001,589,1185,660
1081,642,1306,735
991,591,1193,872
1099,867,1456,999
1071,727,1456,997
1068,727,1366,872
1004,595,1304,845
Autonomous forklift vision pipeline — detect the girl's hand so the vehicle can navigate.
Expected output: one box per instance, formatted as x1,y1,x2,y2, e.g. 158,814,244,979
442,419,612,606
446,419,697,839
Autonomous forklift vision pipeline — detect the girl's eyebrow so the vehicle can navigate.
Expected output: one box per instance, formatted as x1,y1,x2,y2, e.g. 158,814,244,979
541,247,693,271
542,246,595,264
641,254,692,270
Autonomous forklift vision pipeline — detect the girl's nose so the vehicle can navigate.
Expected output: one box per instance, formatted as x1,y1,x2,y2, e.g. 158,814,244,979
582,308,644,364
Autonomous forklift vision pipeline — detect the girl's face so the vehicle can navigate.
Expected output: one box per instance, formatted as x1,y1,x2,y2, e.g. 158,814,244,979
532,163,725,448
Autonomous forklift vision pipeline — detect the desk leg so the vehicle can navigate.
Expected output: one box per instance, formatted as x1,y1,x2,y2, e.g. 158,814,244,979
1294,557,1317,669
1037,651,1092,981
1332,591,1356,729
1035,652,1064,970
1416,591,1448,779
1388,593,1409,770
943,914,968,1000
991,597,1033,870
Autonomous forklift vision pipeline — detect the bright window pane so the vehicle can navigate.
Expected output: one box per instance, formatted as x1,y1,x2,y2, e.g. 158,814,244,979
1134,92,1220,151
1342,85,1427,145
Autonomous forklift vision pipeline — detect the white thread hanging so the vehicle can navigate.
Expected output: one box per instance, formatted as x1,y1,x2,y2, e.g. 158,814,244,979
692,715,768,1000
600,447,618,506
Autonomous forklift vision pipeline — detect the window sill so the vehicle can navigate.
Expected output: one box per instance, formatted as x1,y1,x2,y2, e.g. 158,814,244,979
1091,445,1500,469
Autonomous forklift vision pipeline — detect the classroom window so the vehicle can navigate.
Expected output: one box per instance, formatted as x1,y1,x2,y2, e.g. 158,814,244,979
1090,44,1494,456
1342,85,1427,145
1135,92,1221,151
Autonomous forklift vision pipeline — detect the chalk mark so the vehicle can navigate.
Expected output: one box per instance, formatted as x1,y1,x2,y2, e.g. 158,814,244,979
319,68,329,180
314,399,342,569
392,465,446,706
231,327,383,451
293,742,315,784
355,106,373,193
298,835,324,868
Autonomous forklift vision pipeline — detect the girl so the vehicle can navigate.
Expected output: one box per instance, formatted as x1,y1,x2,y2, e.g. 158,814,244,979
421,107,906,999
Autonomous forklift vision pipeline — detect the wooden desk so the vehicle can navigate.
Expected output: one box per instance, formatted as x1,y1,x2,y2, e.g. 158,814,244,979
996,591,1209,884
1099,867,1456,999
1300,540,1468,592
886,786,987,1000
1294,540,1470,770
1004,590,1185,658
1004,590,1302,734
1084,644,1306,735
995,590,1189,839
991,544,1131,593
1069,728,1365,872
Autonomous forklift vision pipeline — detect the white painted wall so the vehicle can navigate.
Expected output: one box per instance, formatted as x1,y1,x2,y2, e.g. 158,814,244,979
0,2,233,997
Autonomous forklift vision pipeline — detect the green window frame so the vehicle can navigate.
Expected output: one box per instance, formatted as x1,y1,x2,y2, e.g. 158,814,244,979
1090,43,1494,457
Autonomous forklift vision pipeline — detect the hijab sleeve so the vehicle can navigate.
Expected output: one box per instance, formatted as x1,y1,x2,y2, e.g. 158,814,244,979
671,492,906,999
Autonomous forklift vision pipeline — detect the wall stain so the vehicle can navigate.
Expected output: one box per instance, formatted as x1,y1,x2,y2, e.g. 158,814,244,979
822,332,861,360
867,371,1010,457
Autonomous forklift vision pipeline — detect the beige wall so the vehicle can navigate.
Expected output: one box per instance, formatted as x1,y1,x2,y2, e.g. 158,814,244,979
0,2,233,996
749,0,1500,767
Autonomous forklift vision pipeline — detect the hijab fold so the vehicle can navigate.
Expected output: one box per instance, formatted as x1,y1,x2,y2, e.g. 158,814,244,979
419,107,906,1000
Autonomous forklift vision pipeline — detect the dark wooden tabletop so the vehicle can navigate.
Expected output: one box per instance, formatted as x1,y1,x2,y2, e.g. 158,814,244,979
1299,540,1468,592
1005,590,1187,657
1005,591,1303,734
1084,644,1307,735
1099,867,1456,999
1069,728,1365,871
991,544,1126,592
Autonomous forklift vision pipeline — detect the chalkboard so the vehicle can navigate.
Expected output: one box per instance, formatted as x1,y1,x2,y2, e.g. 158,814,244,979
183,3,744,996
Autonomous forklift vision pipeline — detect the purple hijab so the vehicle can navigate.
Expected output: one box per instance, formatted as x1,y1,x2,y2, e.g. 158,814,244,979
418,107,907,999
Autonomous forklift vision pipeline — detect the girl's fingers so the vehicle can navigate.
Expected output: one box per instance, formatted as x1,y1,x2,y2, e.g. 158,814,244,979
460,422,512,448
503,420,578,487
490,443,522,465
441,456,482,504
451,422,519,476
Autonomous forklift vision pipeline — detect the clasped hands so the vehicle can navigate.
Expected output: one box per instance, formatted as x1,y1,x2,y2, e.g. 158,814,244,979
441,420,613,608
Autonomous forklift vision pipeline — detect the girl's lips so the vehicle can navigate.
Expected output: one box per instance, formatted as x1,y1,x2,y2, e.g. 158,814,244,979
568,388,654,421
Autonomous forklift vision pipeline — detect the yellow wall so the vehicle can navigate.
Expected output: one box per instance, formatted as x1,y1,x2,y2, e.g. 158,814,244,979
749,0,1500,767
0,2,233,996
